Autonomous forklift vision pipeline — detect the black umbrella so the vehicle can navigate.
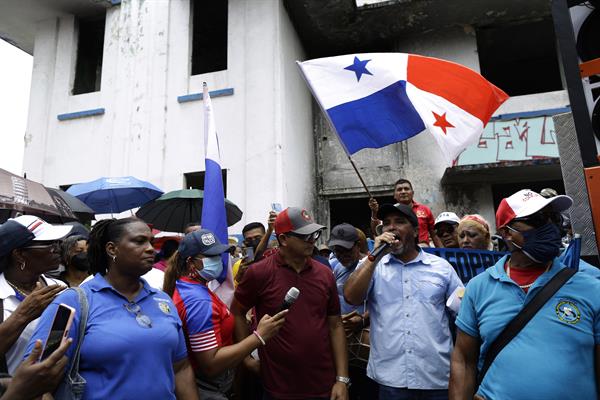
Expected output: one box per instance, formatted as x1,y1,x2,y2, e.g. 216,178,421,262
46,188,95,223
136,189,243,233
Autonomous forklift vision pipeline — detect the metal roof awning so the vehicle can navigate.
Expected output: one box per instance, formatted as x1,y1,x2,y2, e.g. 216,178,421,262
441,158,562,185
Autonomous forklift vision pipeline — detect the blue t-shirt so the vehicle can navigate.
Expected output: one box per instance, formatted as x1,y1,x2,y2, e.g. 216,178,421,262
456,256,600,400
331,256,365,315
25,274,188,400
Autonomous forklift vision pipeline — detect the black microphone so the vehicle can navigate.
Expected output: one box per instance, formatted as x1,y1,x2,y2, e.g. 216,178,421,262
279,287,300,312
368,235,399,261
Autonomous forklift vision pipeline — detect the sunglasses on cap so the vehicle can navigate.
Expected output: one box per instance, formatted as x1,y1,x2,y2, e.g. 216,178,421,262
284,230,322,242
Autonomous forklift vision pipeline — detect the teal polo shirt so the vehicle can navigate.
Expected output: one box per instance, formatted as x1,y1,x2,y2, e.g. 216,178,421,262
456,256,600,400
25,274,188,400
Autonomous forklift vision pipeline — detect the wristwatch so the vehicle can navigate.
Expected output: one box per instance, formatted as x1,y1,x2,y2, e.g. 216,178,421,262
336,376,351,387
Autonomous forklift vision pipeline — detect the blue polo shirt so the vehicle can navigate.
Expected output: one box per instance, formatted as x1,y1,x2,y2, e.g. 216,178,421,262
331,256,365,315
359,250,463,389
25,274,188,400
456,256,600,400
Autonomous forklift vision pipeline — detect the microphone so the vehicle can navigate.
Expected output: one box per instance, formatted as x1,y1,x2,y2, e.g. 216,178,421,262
368,235,399,261
279,287,300,312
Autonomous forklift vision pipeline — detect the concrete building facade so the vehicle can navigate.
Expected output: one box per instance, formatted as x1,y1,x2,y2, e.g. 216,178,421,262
0,0,580,236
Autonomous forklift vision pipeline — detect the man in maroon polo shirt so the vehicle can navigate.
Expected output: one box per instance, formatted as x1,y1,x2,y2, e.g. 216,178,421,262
369,178,442,247
232,207,349,400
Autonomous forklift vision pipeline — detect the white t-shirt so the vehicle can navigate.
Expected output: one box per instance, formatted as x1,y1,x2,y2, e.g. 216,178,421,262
0,273,66,374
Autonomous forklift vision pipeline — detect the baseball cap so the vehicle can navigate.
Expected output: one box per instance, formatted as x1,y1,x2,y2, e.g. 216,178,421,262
376,203,418,227
274,207,325,235
0,215,72,258
496,189,573,228
328,223,359,249
178,229,233,258
434,212,460,227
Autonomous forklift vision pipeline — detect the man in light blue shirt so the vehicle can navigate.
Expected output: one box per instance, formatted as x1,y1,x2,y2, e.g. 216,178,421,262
345,203,463,400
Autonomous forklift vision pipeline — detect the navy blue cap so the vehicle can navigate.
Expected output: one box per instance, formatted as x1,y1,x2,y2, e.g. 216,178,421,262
178,229,232,258
0,220,35,258
377,203,419,227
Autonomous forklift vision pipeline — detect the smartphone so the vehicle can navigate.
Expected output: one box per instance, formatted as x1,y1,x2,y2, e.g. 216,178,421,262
271,203,283,212
244,247,255,263
40,303,75,360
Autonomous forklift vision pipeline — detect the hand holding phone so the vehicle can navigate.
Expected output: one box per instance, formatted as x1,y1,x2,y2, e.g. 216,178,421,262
271,203,283,213
40,304,75,361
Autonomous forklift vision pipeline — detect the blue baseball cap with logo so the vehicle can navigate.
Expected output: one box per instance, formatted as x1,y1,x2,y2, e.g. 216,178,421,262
178,228,233,258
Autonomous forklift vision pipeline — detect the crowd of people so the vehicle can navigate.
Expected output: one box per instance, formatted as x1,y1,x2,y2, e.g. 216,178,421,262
0,178,598,400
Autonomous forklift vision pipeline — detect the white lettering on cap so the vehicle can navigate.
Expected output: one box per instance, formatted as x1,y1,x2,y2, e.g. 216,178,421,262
201,233,216,246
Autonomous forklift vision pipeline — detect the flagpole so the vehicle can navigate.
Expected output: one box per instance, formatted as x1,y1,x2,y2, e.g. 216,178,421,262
296,61,373,199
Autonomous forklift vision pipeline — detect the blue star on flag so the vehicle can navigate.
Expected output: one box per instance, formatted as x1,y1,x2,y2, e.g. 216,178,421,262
344,56,373,81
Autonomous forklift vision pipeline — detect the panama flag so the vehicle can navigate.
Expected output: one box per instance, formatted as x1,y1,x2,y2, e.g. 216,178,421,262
297,53,509,164
201,83,234,305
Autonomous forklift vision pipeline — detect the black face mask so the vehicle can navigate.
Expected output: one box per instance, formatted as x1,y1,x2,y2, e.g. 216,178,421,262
71,252,90,272
244,238,261,250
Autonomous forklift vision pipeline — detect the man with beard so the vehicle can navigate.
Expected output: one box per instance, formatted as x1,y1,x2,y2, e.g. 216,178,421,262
449,190,600,400
344,203,463,400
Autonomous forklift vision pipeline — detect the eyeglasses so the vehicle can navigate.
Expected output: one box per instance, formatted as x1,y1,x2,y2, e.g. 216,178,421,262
511,212,557,230
123,302,153,328
22,241,60,252
285,230,322,242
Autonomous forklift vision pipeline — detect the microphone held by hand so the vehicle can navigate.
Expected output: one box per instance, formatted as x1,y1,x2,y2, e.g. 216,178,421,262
279,287,300,312
368,235,399,261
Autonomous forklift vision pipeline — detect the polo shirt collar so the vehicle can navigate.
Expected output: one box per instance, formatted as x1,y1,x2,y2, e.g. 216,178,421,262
0,273,15,300
383,248,431,266
490,254,566,286
88,273,158,300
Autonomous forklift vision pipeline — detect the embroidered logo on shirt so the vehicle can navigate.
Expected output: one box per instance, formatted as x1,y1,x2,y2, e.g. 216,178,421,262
201,233,216,246
158,301,171,315
555,299,581,324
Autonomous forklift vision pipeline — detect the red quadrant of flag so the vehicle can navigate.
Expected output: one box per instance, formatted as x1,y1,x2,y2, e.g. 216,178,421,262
407,55,509,125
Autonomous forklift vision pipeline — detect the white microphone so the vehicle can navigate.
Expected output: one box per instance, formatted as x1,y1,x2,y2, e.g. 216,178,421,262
279,287,300,311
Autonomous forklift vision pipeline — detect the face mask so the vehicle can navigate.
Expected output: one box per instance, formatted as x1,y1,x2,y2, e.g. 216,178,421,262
511,222,562,263
198,256,223,281
70,252,90,272
245,238,261,250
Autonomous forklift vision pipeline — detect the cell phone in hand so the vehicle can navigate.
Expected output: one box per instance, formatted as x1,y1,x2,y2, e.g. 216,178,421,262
271,203,283,212
244,247,255,263
40,303,75,360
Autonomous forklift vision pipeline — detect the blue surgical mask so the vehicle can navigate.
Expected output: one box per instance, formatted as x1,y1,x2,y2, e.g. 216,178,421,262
509,222,562,263
198,256,223,281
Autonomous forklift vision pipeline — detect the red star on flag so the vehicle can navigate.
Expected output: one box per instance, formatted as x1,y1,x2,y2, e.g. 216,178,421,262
432,111,455,135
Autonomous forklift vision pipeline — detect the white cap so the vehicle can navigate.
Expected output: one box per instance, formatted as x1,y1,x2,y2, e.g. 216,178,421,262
434,212,461,227
11,215,72,241
496,189,573,228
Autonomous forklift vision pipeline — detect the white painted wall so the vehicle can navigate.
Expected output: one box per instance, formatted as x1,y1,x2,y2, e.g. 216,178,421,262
22,0,314,233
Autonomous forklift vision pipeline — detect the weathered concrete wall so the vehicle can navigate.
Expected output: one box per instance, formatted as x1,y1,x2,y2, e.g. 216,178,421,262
22,0,314,233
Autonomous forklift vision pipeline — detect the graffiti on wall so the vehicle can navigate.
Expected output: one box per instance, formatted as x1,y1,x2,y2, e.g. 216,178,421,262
456,115,559,166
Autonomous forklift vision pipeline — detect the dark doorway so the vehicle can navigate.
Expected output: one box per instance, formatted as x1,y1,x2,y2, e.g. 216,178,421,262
329,195,395,238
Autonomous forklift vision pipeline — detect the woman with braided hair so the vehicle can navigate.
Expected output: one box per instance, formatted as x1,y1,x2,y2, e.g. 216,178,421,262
25,217,199,400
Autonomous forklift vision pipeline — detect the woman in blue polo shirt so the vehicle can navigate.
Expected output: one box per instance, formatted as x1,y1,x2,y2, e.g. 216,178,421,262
163,228,287,400
26,218,199,400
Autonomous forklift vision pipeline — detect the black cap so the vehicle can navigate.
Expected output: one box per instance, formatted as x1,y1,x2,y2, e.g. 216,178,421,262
0,220,35,258
328,223,359,249
178,229,233,258
377,203,418,227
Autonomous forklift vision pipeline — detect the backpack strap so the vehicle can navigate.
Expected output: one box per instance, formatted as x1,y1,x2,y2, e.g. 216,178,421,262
67,287,89,378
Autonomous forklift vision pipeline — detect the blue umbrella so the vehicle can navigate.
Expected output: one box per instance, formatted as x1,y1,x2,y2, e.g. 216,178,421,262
66,176,163,214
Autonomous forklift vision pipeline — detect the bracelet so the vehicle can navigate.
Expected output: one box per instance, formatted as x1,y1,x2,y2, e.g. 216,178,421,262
253,330,266,346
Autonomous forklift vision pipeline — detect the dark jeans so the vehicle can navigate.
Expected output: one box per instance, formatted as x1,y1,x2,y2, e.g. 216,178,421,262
378,385,448,400
262,395,327,400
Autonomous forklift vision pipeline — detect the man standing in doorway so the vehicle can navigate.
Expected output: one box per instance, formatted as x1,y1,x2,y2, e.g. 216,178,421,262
369,179,441,247
232,207,349,400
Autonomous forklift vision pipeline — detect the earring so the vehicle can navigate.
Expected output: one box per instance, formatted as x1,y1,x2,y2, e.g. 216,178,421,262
112,255,116,262
19,262,26,271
